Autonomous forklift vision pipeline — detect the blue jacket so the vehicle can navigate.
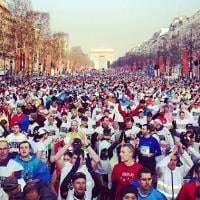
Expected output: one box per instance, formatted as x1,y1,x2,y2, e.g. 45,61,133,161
139,135,161,161
15,153,51,184
138,188,167,200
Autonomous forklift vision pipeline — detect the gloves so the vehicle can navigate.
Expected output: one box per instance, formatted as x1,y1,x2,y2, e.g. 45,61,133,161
71,154,81,173
85,153,93,172
119,131,125,144
172,120,176,129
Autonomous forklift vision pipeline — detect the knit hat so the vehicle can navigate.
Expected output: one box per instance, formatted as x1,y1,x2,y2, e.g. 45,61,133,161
72,172,86,182
2,176,18,192
120,184,138,199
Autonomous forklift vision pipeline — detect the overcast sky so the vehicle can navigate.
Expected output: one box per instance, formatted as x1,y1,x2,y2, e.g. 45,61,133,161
32,0,200,59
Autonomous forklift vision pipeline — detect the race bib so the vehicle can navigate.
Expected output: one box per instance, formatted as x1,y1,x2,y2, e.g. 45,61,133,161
140,145,150,155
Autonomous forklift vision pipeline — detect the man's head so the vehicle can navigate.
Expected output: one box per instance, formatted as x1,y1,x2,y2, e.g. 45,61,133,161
164,105,169,113
168,154,178,170
102,116,110,127
104,109,110,117
126,118,133,130
120,143,135,163
63,151,72,163
37,128,49,141
147,112,153,122
141,124,151,136
23,183,40,200
97,101,103,108
19,141,32,158
126,106,131,114
138,168,153,192
70,120,79,132
72,172,86,196
5,95,10,101
138,109,144,118
16,106,23,114
71,108,78,118
12,123,21,134
185,130,196,146
47,116,54,125
61,112,68,122
112,121,119,130
179,111,185,120
0,138,9,162
80,116,88,127
153,119,162,129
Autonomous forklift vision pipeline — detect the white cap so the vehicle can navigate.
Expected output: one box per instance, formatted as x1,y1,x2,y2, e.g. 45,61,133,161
38,128,49,135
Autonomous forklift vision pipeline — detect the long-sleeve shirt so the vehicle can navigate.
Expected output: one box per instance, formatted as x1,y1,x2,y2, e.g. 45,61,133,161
138,135,162,161
118,103,141,122
156,151,193,199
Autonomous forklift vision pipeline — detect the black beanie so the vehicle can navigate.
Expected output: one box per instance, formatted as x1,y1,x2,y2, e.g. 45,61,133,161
120,184,138,199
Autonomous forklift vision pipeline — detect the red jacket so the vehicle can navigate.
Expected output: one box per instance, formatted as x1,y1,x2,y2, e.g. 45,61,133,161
118,104,142,122
176,181,196,200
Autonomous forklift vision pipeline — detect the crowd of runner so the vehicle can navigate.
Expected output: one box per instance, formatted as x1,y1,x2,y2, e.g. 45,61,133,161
0,69,199,200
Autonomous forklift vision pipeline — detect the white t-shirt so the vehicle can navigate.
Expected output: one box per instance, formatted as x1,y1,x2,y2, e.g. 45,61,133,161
133,116,147,126
59,122,69,137
31,140,48,163
176,118,190,133
27,122,39,135
6,133,27,153
191,108,200,126
66,188,92,200
44,124,60,141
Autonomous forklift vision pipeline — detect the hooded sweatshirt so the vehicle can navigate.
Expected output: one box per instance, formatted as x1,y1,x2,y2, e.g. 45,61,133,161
15,153,51,184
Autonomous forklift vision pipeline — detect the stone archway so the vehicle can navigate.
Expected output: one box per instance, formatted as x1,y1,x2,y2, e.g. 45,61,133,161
90,48,114,69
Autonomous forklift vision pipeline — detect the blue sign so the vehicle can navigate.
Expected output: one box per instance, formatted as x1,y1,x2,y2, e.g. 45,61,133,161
147,64,154,77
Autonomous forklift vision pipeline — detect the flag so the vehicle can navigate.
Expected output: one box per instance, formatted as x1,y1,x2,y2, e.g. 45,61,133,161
147,64,154,77
181,49,189,76
159,55,164,76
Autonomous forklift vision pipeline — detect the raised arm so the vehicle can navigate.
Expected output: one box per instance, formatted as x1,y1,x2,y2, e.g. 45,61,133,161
80,133,100,166
52,138,74,169
60,155,80,199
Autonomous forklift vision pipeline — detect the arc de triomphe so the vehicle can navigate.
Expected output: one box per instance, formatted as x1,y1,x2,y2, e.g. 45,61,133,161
90,48,114,70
